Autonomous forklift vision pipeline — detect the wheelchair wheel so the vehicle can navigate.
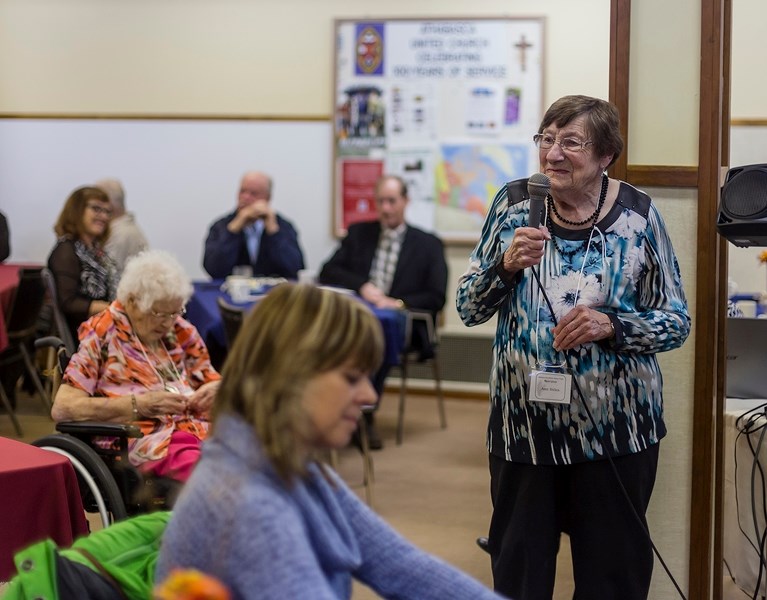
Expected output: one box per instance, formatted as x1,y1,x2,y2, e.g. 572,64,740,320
32,434,128,527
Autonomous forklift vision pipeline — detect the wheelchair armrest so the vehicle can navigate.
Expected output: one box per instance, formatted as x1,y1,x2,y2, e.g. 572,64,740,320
34,336,66,351
56,421,144,438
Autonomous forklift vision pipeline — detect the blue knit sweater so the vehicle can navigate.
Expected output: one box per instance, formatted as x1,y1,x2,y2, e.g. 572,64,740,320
156,415,506,599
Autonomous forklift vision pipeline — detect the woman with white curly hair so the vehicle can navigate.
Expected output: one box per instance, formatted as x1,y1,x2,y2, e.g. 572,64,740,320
52,249,221,482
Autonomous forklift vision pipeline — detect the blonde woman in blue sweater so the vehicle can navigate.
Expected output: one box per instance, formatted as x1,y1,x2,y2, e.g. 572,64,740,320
157,283,505,600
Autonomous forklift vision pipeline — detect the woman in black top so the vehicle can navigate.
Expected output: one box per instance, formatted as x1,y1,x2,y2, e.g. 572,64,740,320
48,186,117,343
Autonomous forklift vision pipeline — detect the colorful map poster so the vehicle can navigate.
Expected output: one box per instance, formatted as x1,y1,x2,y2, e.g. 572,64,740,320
435,143,529,236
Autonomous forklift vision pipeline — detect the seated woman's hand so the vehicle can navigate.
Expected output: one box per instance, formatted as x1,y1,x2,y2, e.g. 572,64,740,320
137,390,190,418
187,381,220,416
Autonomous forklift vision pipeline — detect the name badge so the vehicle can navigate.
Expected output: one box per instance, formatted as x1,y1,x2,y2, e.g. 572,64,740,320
529,369,572,404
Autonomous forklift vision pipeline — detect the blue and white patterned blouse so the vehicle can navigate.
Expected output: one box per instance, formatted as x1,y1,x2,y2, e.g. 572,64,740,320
456,179,691,465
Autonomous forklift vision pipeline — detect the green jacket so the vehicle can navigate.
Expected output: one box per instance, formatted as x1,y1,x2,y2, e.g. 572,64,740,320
2,511,170,600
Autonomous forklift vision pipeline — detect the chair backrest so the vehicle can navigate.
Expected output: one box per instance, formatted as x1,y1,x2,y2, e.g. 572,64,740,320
5,267,46,342
34,335,71,395
41,267,76,354
217,296,247,349
403,310,439,352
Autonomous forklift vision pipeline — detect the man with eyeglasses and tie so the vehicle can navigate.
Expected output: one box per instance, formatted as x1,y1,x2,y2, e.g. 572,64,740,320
203,171,304,280
319,174,448,449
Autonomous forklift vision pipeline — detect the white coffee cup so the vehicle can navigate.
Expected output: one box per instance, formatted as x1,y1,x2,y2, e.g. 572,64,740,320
232,265,253,278
297,269,316,285
226,276,251,303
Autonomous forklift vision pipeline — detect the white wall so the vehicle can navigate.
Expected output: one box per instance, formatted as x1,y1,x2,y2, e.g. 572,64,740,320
0,119,335,280
731,0,767,119
0,0,610,116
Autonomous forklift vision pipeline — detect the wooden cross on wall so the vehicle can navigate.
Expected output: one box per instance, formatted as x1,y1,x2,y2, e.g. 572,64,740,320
514,35,533,72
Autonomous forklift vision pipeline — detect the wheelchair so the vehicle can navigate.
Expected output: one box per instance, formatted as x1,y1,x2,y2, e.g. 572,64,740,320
32,336,181,529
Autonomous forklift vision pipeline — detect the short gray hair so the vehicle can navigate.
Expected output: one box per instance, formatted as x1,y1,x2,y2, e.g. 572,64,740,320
94,178,126,213
116,249,193,312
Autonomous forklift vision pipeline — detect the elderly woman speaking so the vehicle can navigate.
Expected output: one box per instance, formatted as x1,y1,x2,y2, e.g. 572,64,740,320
52,249,221,482
457,95,691,600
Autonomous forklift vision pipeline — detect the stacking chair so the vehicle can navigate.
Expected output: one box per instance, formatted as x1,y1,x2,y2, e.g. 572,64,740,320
394,310,447,445
39,267,76,399
358,405,375,506
41,267,76,354
0,267,51,435
326,407,375,507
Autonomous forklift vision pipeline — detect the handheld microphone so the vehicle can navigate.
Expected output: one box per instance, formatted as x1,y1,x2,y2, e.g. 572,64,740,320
527,173,551,228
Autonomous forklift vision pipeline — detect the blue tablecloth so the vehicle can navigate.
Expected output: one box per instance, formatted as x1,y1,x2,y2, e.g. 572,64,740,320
186,281,406,368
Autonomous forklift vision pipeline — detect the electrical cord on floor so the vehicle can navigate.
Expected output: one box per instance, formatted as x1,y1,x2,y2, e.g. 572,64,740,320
735,404,767,600
750,426,767,600
529,267,688,600
733,416,766,557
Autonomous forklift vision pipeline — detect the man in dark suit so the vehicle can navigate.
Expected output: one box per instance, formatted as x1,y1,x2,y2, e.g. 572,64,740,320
203,171,304,280
319,174,448,448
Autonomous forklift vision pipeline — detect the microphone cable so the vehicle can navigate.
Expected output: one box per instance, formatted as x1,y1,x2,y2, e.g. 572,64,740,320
749,424,767,600
733,411,765,561
734,403,767,599
528,265,688,600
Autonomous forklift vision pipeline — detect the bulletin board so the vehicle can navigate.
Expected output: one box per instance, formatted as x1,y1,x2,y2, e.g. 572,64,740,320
333,17,545,241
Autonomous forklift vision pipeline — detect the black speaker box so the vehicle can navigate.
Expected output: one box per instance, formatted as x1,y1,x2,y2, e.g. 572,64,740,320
717,164,767,247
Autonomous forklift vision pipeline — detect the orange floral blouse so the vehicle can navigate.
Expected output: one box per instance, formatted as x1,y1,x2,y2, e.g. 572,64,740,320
62,300,221,466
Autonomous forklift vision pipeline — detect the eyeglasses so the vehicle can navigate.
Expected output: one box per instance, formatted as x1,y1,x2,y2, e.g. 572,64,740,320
150,307,186,320
86,203,113,217
533,133,593,153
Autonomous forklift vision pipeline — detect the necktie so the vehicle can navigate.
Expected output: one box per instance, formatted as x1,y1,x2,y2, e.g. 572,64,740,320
377,230,398,294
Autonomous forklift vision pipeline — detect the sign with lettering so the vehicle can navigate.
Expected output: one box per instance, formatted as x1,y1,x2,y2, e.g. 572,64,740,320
333,17,545,240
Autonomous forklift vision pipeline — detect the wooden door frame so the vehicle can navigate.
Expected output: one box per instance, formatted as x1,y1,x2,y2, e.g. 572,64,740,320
609,0,726,596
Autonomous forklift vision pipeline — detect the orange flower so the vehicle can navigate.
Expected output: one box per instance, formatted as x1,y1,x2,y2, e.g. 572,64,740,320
760,251,767,264
154,569,231,600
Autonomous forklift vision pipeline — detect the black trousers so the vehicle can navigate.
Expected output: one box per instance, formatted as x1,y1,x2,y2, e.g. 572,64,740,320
488,444,659,600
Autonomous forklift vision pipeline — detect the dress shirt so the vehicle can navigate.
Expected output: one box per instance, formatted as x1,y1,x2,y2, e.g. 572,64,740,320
246,220,265,263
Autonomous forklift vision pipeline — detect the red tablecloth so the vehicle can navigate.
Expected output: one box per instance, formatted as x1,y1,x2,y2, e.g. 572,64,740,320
0,264,21,353
0,436,88,581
